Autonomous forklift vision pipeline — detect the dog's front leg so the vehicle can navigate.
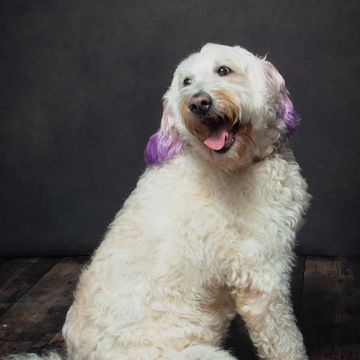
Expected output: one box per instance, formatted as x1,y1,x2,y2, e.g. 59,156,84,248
229,264,307,360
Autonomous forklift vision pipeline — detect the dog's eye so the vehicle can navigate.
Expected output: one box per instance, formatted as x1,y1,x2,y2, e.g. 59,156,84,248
183,77,192,86
217,66,232,76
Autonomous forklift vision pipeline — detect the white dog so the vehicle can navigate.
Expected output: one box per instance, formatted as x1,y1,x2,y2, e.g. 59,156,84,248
8,43,310,360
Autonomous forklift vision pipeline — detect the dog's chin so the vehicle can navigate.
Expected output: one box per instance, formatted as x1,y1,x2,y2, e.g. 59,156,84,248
205,121,256,173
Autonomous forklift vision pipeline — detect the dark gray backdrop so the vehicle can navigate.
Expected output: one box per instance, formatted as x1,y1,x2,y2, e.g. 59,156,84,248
1,0,359,256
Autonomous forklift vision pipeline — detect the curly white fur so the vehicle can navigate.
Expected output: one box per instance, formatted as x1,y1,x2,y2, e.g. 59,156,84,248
5,44,310,360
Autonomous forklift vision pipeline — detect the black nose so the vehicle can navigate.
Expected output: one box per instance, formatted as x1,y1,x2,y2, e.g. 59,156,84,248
188,92,212,116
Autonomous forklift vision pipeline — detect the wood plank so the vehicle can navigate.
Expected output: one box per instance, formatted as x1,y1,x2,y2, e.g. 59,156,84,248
300,256,360,346
308,344,360,360
291,255,306,318
0,340,45,357
41,331,66,357
0,257,87,357
0,257,59,315
0,257,8,269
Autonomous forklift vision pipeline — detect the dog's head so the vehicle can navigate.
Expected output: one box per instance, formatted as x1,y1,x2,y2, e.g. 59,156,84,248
145,43,300,172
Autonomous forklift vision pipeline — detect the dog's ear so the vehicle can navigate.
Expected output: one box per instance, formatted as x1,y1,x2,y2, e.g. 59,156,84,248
264,61,300,137
144,97,184,166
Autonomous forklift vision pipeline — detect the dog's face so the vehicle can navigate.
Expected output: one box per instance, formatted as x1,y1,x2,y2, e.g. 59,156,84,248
145,43,299,172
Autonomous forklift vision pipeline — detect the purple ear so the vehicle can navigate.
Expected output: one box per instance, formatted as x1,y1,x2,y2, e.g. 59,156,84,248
277,94,301,137
265,61,301,137
144,129,183,166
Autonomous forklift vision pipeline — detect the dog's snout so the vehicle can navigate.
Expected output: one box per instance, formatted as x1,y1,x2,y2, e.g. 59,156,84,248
188,92,212,116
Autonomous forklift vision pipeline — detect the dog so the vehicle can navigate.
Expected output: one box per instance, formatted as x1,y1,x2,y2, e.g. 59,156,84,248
7,43,310,360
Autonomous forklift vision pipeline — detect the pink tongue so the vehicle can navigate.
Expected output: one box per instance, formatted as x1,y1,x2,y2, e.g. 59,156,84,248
203,127,229,150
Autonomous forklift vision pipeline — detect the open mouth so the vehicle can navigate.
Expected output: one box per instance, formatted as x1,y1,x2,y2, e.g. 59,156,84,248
203,117,241,154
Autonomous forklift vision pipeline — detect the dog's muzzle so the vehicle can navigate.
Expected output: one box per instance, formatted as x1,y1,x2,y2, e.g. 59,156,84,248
187,92,240,153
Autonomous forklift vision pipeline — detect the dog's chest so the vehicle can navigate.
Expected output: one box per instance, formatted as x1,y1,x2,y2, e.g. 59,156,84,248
166,154,308,250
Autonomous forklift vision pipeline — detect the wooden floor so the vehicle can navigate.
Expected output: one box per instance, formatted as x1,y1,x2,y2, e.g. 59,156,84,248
0,256,359,359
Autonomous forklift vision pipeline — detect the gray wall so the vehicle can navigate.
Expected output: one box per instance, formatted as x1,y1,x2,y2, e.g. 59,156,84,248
1,0,359,256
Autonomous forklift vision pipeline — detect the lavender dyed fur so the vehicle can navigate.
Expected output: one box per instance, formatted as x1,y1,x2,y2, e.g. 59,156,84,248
144,129,184,166
277,96,301,136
